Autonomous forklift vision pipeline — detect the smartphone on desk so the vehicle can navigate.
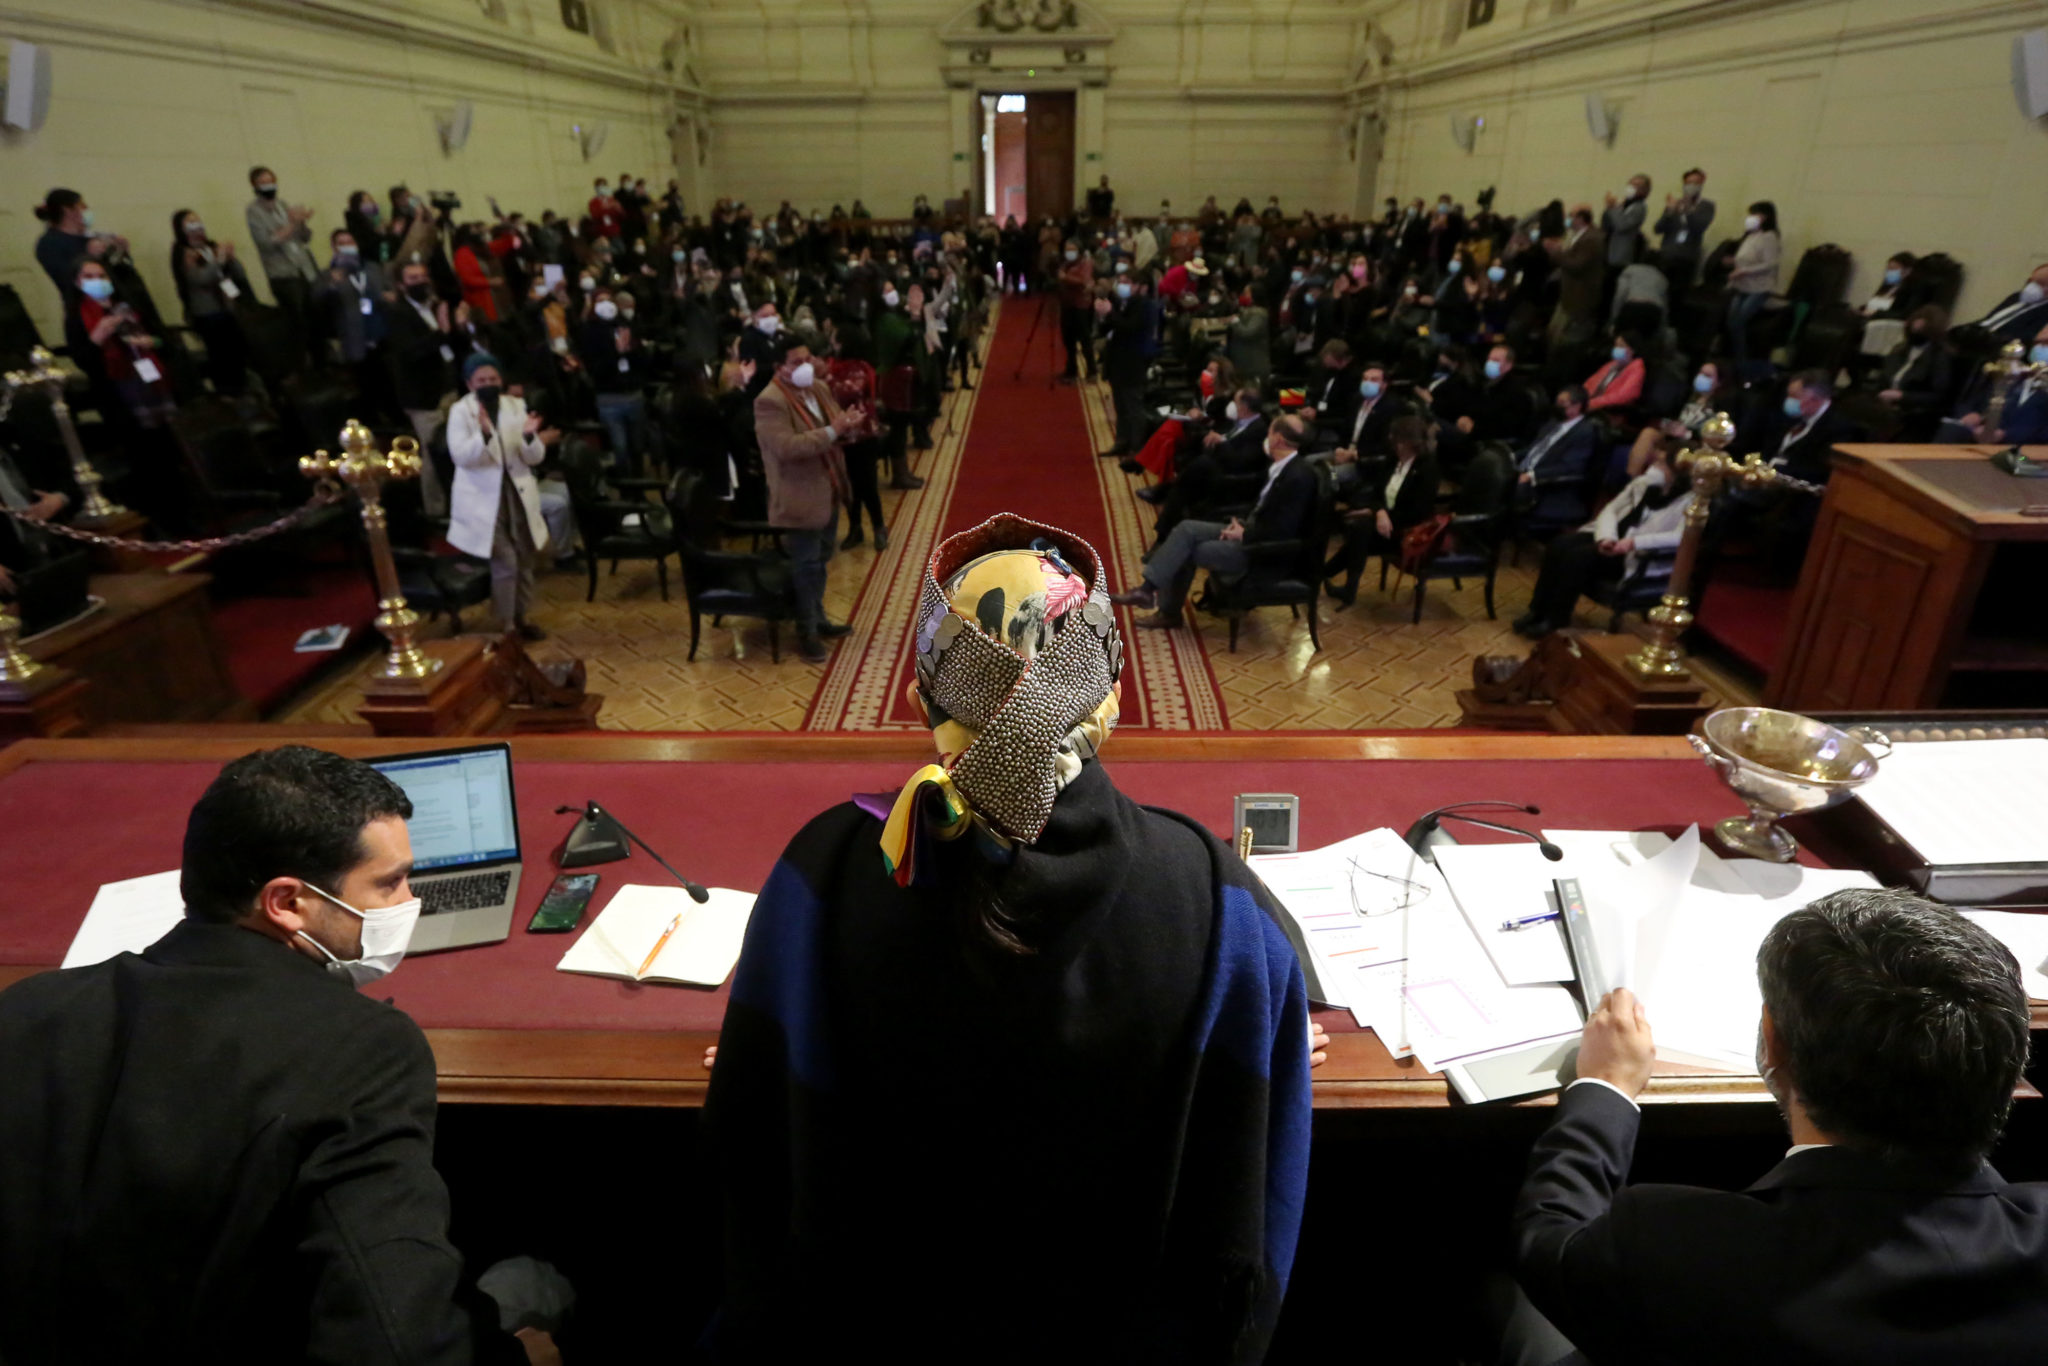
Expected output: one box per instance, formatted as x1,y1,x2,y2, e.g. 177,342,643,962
528,872,599,933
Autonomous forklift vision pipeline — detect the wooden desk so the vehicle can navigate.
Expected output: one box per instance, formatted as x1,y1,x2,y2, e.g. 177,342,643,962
0,733,1861,1112
26,573,251,729
1768,446,2048,710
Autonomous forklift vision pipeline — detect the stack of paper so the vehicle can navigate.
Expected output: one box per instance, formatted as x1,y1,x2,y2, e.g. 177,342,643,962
1855,738,2048,866
64,870,185,968
1960,911,2048,1001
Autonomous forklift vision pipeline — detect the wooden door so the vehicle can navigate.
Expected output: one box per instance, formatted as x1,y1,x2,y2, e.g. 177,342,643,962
1024,91,1076,223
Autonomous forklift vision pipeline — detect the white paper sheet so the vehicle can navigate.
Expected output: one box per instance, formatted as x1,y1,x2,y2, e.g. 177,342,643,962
555,883,755,986
64,870,185,968
1855,739,2048,866
1251,829,1424,1013
1962,910,2048,1001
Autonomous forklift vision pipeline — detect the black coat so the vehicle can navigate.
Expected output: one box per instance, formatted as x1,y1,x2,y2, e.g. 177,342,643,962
386,296,465,412
1245,453,1320,545
0,919,516,1365
1516,1082,2048,1366
1360,450,1440,529
1755,402,1860,485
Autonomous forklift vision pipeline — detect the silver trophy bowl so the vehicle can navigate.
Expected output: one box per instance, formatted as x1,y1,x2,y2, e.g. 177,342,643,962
1688,707,1891,862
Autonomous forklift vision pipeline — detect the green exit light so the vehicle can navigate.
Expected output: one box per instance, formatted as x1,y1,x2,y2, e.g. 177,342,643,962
1027,68,1035,76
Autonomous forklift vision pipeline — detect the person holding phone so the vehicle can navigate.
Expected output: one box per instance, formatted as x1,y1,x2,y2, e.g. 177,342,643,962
446,352,550,640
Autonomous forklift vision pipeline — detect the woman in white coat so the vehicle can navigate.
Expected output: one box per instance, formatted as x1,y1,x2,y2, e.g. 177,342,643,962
1513,443,1693,638
446,351,550,638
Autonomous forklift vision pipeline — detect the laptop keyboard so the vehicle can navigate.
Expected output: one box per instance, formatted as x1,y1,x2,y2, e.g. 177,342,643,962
419,870,513,915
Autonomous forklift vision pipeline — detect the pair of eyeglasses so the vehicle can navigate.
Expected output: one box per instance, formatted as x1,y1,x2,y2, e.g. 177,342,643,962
1347,857,1432,918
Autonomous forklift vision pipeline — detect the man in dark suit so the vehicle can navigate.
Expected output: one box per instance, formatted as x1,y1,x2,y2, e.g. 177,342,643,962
1505,887,2046,1366
1940,320,2048,444
1113,413,1317,628
1546,207,1606,366
1146,386,1269,540
385,257,467,514
1963,262,2048,344
1318,361,1403,456
1701,370,1857,579
313,228,401,424
1324,413,1440,605
1513,385,1600,529
1299,338,1358,433
1755,369,1855,486
1438,343,1540,471
0,746,539,1365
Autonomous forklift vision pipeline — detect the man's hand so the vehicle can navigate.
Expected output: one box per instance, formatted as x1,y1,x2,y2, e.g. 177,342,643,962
1595,538,1619,556
1374,509,1393,539
702,1044,718,1069
1576,987,1655,1098
1219,518,1245,543
841,404,870,434
514,1327,562,1366
1613,536,1635,555
1603,192,1618,209
1299,404,1317,421
1958,412,1985,434
1332,445,1357,466
28,491,67,521
1518,470,1534,485
1456,415,1474,434
538,425,563,446
1309,1019,1329,1068
1202,430,1224,448
1878,388,1903,405
86,237,109,260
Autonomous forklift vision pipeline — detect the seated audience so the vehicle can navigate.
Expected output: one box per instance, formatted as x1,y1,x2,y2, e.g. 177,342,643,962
1317,361,1400,454
1859,252,1915,319
1513,385,1598,527
1507,888,2044,1366
705,514,1314,1360
1582,333,1645,413
1624,358,1731,477
1864,304,1953,441
1937,322,2048,445
1516,438,1692,637
1963,262,2048,344
1324,414,1441,607
1141,384,1268,532
0,746,545,1364
1113,413,1318,628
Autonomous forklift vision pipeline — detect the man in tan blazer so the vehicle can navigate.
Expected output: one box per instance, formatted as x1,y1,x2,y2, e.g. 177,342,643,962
755,337,868,662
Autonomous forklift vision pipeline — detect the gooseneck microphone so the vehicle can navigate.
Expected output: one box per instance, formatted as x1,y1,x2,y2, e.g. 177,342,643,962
1403,800,1564,862
554,801,711,902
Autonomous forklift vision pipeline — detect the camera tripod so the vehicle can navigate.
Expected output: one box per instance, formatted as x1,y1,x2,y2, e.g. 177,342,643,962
1011,288,1067,388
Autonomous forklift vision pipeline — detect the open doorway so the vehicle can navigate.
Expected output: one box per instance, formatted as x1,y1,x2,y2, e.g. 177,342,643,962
978,91,1074,226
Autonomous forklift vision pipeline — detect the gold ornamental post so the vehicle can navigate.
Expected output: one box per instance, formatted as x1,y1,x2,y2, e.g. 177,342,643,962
1626,413,1817,680
300,420,443,681
0,601,41,685
2,347,127,524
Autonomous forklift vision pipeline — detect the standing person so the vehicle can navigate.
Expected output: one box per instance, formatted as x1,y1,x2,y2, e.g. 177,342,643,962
1600,174,1650,307
1056,238,1095,383
754,337,866,663
0,746,545,1366
169,208,253,398
446,353,549,639
313,229,400,425
33,189,127,303
1654,168,1715,289
1504,889,2047,1366
1546,206,1605,374
243,165,319,356
705,512,1314,1363
824,338,888,551
451,224,502,324
385,259,466,515
578,286,645,466
587,178,623,238
344,190,391,266
872,281,926,490
1098,270,1156,457
1725,200,1783,372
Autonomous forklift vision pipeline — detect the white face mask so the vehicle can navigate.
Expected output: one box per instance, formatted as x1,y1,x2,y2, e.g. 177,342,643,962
594,299,619,321
882,289,900,308
757,314,779,334
1225,400,1240,421
789,361,816,388
300,882,421,986
2024,281,2047,306
1743,215,1762,233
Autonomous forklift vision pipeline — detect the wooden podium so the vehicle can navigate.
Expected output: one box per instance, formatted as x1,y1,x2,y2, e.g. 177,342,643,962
1766,446,2048,711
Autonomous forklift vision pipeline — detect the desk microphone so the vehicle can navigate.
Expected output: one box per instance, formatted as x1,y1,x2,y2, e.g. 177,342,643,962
1404,800,1564,863
553,801,710,903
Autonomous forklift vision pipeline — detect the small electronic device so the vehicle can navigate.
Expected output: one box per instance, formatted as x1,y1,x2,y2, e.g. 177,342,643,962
1555,876,1613,1012
1233,793,1300,855
528,872,599,933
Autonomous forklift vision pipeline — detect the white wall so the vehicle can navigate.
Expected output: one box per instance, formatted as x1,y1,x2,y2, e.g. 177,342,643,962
1,0,702,337
1359,0,2048,317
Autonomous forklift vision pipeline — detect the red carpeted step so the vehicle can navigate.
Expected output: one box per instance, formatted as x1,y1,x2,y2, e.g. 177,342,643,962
209,567,378,715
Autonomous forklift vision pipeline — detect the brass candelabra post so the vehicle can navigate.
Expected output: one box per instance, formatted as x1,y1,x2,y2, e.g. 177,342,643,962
1978,339,2048,442
1,347,127,524
300,420,443,681
0,601,42,685
1626,413,1815,680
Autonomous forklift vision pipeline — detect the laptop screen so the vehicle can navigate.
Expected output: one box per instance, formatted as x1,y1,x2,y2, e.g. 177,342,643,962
370,747,520,871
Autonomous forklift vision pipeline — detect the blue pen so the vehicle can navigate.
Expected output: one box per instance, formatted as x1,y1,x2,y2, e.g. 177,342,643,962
1500,910,1560,932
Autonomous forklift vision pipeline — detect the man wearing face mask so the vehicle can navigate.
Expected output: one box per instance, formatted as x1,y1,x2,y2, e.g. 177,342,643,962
386,258,468,514
1057,238,1096,383
314,228,400,424
1939,322,2048,445
244,164,320,360
0,746,545,1366
588,176,624,238
1963,262,2048,345
1654,168,1715,288
1599,174,1651,305
756,337,868,662
1097,270,1158,457
578,287,646,464
739,303,782,397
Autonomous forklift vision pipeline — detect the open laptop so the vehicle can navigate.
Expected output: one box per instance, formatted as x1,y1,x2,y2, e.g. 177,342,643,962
367,742,523,953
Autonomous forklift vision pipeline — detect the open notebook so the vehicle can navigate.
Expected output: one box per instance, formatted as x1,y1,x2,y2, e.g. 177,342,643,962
555,883,756,986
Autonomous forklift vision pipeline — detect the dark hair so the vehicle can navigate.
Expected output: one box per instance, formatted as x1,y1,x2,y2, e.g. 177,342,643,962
1747,200,1778,233
1682,167,1706,181
248,165,274,187
1758,888,2030,1170
180,747,412,925
1907,303,1949,342
1359,358,1390,378
1320,337,1352,364
330,227,353,246
1389,413,1429,456
1888,251,1917,272
34,189,81,224
1490,342,1517,365
1791,367,1833,399
1560,384,1589,410
168,210,209,308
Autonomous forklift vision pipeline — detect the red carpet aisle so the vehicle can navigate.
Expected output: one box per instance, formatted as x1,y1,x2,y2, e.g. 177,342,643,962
805,298,1228,730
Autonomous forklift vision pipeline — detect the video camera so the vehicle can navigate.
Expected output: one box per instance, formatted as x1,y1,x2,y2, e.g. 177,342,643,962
428,190,463,214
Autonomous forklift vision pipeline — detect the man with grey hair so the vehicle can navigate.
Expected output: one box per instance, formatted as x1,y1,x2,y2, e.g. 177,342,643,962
1499,887,2046,1365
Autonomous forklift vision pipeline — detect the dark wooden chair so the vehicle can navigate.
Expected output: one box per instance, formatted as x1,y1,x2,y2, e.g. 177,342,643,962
1584,543,1680,632
558,435,675,602
1383,444,1514,623
1197,461,1338,653
666,470,798,662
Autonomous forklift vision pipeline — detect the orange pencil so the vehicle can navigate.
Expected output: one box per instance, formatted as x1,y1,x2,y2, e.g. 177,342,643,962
636,912,683,978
